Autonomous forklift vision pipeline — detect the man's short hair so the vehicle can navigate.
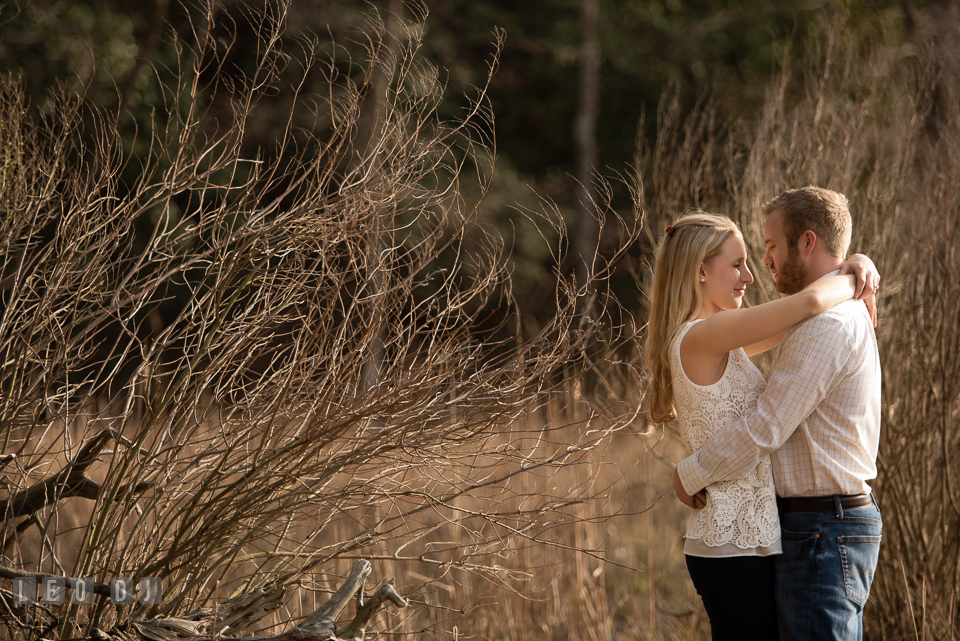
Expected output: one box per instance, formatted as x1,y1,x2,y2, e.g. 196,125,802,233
761,187,852,258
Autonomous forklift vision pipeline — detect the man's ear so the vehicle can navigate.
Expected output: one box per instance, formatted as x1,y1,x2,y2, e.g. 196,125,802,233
799,230,817,257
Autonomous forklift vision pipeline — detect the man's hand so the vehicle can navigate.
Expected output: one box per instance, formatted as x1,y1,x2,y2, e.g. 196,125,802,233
673,467,707,509
839,253,880,300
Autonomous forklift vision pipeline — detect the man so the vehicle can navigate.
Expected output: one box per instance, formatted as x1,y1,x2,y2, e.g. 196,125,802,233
673,187,882,641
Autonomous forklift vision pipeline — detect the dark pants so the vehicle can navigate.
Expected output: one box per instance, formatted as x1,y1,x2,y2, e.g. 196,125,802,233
685,554,781,641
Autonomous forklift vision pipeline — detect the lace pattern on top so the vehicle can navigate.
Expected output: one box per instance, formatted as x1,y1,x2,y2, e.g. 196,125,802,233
672,320,780,550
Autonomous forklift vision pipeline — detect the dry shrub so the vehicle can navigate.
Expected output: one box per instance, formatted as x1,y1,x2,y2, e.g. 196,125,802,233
0,3,645,639
642,5,960,638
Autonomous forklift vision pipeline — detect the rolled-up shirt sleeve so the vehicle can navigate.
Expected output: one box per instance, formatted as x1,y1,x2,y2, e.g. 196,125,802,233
676,313,852,496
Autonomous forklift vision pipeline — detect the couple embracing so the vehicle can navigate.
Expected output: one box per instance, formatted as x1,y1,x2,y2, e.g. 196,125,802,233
646,187,882,641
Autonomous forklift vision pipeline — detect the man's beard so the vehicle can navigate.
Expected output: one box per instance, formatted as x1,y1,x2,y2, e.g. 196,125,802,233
775,247,808,295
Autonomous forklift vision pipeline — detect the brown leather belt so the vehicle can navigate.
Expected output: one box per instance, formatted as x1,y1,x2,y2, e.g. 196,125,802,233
776,494,873,513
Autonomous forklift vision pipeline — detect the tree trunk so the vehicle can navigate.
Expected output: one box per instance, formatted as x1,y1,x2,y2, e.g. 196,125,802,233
901,0,960,165
360,0,404,390
573,0,601,336
574,0,600,295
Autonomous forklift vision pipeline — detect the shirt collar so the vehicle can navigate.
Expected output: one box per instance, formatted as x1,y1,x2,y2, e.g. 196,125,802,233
818,269,841,281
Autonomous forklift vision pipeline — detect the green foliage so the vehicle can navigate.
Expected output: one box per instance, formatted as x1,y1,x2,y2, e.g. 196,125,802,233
0,1,137,106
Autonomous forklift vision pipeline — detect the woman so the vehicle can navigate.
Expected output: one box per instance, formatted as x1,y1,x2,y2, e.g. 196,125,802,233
644,212,877,640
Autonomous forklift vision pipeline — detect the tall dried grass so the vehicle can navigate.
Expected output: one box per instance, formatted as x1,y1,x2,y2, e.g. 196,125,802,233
641,5,960,639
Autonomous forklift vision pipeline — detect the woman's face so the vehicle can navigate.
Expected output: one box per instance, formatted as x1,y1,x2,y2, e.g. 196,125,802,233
699,234,753,315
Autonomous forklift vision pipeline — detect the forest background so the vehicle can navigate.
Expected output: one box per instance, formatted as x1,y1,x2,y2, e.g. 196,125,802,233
1,0,959,640
1,0,819,328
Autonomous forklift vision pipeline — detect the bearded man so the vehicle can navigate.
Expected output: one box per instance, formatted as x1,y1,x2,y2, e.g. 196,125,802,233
673,186,883,641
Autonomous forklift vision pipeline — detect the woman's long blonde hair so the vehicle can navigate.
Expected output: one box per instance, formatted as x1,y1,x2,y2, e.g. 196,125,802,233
644,212,743,423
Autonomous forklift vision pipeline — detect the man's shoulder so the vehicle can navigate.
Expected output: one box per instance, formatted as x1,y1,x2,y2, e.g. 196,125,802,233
805,299,868,326
790,300,871,342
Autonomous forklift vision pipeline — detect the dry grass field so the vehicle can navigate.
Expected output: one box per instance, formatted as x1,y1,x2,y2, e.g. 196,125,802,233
290,416,707,641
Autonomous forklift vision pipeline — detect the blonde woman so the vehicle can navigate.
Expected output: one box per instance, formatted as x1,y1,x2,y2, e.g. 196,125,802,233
644,212,877,640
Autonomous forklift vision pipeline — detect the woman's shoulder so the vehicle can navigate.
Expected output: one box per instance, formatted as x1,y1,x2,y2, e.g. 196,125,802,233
677,318,704,337
672,319,704,353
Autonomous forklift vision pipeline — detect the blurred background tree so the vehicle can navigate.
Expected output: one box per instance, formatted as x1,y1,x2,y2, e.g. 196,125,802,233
0,0,853,329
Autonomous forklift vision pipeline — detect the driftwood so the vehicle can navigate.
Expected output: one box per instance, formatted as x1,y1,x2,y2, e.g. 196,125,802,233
183,583,288,635
129,561,407,641
1,429,152,520
0,561,404,641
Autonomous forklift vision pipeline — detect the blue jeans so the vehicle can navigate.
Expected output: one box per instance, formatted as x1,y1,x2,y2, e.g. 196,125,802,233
775,501,882,641
685,554,780,641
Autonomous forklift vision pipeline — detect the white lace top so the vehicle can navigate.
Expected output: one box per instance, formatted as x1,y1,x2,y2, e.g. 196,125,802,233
672,320,782,557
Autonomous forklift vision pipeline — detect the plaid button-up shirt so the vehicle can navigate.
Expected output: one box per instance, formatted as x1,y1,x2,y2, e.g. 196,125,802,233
677,295,882,498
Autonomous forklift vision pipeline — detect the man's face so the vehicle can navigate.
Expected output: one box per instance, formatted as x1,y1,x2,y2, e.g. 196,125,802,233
763,209,807,295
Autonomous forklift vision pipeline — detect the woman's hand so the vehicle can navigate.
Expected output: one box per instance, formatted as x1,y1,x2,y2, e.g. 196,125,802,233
692,489,706,509
840,254,879,326
863,293,877,327
839,253,880,300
